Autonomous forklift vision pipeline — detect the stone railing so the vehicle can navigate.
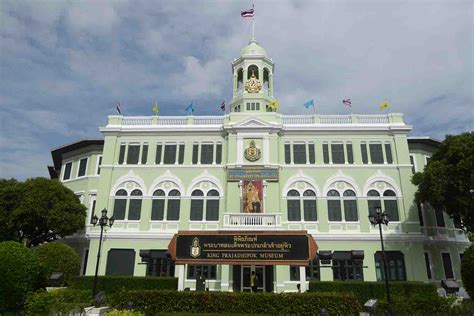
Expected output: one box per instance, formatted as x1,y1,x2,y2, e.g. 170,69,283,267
223,213,281,229
157,116,188,125
319,115,352,124
122,117,153,125
282,115,314,124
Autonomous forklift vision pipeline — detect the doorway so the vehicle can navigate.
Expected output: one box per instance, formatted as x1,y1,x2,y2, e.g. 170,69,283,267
242,265,264,292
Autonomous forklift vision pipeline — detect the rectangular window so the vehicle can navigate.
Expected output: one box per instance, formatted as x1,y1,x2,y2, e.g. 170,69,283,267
118,144,126,164
215,143,222,164
206,200,219,221
290,266,300,281
424,253,432,280
384,200,400,221
284,144,291,164
303,200,317,221
155,144,162,164
287,200,301,221
328,200,342,221
346,144,354,164
192,144,199,164
435,209,445,227
89,197,97,224
385,143,393,164
178,144,185,164
96,156,102,175
190,200,203,221
442,253,454,279
344,200,358,222
151,199,165,220
256,103,260,110
361,143,368,164
187,265,217,280
113,199,126,220
251,103,255,110
305,259,320,281
308,144,315,164
369,143,384,164
375,251,406,281
166,199,180,220
141,144,148,164
323,143,329,164
78,158,88,177
163,144,177,164
331,144,345,164
128,199,142,220
201,144,214,164
410,155,416,174
332,255,364,281
417,203,424,226
127,144,140,164
246,103,250,111
293,144,306,164
106,249,135,276
63,162,72,180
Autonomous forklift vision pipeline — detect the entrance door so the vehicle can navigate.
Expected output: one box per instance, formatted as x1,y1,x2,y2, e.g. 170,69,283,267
242,265,264,292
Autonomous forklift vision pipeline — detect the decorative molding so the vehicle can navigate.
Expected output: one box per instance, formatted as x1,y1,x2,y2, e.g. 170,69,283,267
109,170,146,196
322,170,361,196
147,170,185,196
282,170,320,196
363,170,402,196
186,170,224,196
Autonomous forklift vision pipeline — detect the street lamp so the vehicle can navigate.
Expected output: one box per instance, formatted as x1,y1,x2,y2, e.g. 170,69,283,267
368,206,391,306
91,208,114,301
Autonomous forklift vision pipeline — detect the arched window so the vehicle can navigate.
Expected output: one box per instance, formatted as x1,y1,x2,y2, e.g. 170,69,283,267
167,190,181,221
112,189,143,220
383,190,399,221
343,190,358,222
113,189,128,220
303,190,317,221
189,189,220,222
287,190,301,221
128,189,143,220
367,190,381,216
151,189,165,220
190,190,204,221
237,68,244,91
247,65,259,79
263,68,270,89
206,190,220,221
327,190,342,221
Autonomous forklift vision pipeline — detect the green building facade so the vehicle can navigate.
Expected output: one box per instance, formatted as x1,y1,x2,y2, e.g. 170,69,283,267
49,39,469,293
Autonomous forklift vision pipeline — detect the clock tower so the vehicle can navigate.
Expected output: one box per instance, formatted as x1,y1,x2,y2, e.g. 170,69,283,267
230,39,276,113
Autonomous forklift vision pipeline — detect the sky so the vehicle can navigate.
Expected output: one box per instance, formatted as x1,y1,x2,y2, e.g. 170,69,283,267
0,0,472,180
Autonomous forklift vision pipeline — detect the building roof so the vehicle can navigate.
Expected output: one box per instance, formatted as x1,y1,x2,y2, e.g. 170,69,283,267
50,139,104,174
407,137,442,148
240,39,268,57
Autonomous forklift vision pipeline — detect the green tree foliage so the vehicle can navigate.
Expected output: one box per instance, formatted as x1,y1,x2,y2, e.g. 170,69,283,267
0,177,87,247
35,242,81,284
412,132,474,231
0,241,41,312
461,244,474,299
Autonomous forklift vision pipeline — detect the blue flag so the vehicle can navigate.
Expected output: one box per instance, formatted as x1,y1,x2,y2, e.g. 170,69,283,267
303,99,315,109
185,102,194,115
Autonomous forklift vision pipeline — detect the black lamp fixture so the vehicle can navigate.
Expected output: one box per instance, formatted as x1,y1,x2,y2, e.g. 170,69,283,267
368,206,391,306
91,208,114,302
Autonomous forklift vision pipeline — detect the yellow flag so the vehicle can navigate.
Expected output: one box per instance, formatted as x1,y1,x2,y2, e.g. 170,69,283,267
153,101,159,115
379,100,390,111
269,99,280,110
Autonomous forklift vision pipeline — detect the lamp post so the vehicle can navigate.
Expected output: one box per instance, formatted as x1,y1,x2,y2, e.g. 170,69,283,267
91,208,114,300
368,206,391,306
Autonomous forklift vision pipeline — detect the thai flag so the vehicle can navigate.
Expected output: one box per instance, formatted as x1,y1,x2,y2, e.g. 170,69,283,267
116,101,122,115
241,5,254,18
220,100,225,111
343,99,352,107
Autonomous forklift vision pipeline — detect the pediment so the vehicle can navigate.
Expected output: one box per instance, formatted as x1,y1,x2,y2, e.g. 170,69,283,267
226,116,282,130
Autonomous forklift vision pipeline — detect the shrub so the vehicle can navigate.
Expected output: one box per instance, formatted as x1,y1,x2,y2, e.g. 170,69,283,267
461,243,474,299
69,276,178,294
377,293,456,315
108,290,362,315
35,242,81,285
23,289,92,316
0,241,41,312
106,310,144,316
308,281,438,304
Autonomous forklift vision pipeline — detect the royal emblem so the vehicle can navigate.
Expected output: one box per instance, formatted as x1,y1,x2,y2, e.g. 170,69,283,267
190,237,201,258
244,71,262,93
244,140,261,162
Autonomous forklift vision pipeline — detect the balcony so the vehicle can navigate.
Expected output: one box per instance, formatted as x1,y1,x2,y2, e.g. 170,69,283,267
223,213,281,229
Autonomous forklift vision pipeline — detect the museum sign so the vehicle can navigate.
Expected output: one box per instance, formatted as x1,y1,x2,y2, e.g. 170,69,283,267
168,231,318,266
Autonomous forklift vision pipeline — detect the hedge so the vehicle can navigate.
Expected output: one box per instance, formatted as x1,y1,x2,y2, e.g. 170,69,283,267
461,244,474,299
35,242,81,285
308,281,438,304
377,293,457,315
69,276,178,294
23,289,92,316
108,290,362,315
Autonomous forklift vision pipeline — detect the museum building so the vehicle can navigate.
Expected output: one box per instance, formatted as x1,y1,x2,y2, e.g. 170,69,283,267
49,38,470,292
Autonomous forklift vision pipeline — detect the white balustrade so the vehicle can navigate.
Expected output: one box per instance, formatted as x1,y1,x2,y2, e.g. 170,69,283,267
157,117,188,125
357,115,389,124
320,115,351,124
282,115,314,125
122,117,153,125
223,213,281,229
194,116,224,125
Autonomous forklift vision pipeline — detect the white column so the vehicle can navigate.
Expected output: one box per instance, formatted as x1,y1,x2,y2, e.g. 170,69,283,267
299,266,307,292
177,264,186,291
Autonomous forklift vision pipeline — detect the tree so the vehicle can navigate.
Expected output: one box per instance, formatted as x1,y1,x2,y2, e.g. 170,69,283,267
461,244,474,299
0,179,22,242
0,241,41,311
36,242,81,284
0,177,87,247
412,132,474,231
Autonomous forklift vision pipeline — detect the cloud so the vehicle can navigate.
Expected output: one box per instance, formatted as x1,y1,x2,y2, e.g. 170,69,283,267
0,0,472,180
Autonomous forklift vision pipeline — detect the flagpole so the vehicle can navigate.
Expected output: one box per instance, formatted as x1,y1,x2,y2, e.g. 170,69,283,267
252,16,255,41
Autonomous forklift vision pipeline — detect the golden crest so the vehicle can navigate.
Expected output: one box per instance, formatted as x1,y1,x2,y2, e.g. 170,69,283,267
244,71,262,93
190,237,201,258
244,140,261,162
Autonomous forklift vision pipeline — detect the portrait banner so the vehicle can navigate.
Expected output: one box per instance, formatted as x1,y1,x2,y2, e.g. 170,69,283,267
243,180,263,213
